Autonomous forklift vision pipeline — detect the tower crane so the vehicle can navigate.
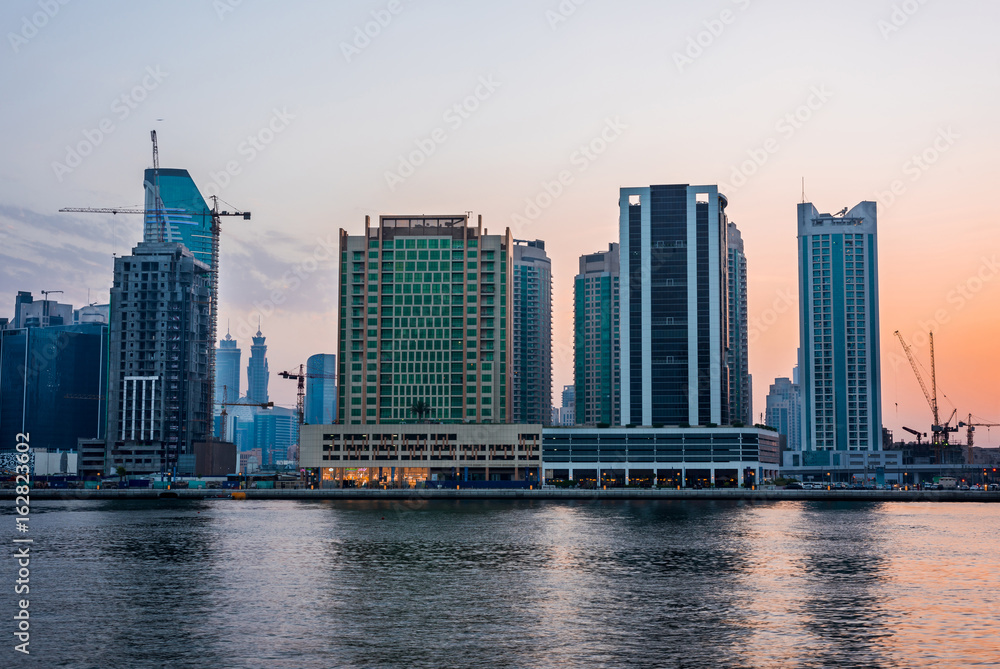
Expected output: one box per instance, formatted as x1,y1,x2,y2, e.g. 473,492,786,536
60,132,251,459
278,365,338,428
893,331,957,462
216,385,272,442
957,414,1000,465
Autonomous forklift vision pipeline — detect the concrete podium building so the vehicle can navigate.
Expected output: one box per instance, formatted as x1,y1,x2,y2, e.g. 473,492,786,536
300,423,542,487
542,426,780,487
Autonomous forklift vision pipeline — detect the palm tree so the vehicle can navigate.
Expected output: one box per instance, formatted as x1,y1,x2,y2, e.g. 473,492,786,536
408,399,432,422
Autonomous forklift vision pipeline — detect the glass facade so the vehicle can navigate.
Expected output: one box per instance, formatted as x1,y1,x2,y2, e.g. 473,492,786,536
574,243,620,426
620,185,730,427
143,168,214,268
797,202,882,451
0,324,108,451
337,216,512,425
305,353,337,424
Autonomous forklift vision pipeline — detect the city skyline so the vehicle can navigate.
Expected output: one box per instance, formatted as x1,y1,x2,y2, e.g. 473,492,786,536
1,1,998,444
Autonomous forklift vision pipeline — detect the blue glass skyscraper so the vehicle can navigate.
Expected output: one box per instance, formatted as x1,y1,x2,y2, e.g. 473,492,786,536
143,168,214,268
305,354,337,425
215,330,241,404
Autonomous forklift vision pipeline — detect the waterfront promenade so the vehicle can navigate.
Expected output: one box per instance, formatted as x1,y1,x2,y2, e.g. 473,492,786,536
7,487,1000,502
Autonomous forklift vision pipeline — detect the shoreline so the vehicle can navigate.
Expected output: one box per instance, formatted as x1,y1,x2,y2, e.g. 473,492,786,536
5,488,999,502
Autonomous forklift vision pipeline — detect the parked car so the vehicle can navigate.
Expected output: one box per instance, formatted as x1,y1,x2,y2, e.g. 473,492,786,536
784,481,803,490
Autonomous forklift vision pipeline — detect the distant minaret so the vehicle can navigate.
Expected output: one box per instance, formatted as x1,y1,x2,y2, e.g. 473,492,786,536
247,318,269,404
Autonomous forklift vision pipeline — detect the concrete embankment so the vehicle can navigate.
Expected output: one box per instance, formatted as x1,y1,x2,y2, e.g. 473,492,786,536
5,488,999,502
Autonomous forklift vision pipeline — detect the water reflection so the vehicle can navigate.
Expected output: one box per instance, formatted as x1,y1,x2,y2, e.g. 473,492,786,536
4,499,999,668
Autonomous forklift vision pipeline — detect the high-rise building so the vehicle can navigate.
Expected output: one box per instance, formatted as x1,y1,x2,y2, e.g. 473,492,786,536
305,353,337,424
574,243,620,425
337,214,513,424
727,222,751,426
246,324,269,404
215,330,241,404
765,376,801,451
0,323,108,452
512,240,552,425
797,201,882,451
619,185,730,427
143,168,215,269
106,241,213,474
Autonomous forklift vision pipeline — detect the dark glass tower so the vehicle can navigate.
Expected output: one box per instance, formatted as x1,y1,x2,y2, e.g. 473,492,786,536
619,185,730,427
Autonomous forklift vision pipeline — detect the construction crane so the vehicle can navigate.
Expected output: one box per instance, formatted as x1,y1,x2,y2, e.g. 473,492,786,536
957,414,1000,465
39,289,64,323
901,426,926,445
216,385,272,442
278,365,338,427
893,331,958,463
60,132,251,463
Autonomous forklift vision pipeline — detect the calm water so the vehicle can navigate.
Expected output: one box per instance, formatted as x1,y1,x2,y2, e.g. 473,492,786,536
3,499,999,668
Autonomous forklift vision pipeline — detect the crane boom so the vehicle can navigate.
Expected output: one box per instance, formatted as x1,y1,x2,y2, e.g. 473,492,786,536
928,332,939,427
893,331,936,417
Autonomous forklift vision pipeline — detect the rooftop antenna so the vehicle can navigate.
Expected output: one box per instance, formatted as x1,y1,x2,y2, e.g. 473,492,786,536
801,177,805,204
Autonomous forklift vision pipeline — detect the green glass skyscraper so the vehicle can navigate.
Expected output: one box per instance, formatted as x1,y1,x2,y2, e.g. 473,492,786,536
337,215,512,425
574,243,620,426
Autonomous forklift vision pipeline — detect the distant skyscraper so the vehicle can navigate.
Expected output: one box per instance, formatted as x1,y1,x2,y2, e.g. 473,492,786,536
574,243,620,425
305,353,337,424
512,240,551,425
765,376,802,451
215,330,241,404
106,241,213,474
619,185,730,427
337,214,513,424
246,323,269,404
254,406,299,465
797,201,882,451
557,384,576,426
727,222,751,426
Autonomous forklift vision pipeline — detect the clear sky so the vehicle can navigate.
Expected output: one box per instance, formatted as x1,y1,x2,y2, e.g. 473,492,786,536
2,0,998,445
